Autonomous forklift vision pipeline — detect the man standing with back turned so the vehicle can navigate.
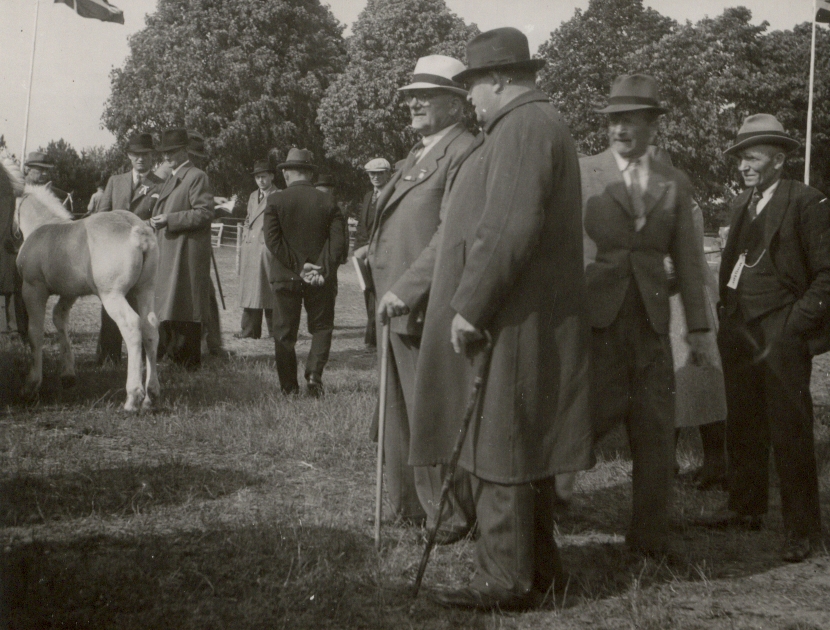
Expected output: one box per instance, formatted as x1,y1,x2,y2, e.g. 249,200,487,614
411,28,593,610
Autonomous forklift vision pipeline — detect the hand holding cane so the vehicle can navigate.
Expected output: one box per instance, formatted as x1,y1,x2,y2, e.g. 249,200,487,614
374,322,391,550
412,330,493,598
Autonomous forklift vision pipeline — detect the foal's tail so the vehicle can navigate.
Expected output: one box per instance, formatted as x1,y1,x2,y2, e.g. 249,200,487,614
130,223,159,293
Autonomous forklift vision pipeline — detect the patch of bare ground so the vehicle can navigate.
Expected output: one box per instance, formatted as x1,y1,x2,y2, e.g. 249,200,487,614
1,246,828,629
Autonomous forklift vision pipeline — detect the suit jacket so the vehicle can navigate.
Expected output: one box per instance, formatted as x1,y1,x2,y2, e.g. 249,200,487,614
263,180,346,292
238,187,277,309
151,162,215,322
367,123,474,336
354,190,378,250
580,149,708,335
411,90,593,483
98,170,164,220
720,179,830,354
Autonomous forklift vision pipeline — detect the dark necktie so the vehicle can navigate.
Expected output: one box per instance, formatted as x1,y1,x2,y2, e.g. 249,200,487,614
746,189,762,221
627,159,646,231
258,190,264,204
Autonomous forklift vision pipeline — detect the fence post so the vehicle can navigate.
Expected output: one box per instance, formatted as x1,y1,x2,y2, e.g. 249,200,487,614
236,223,242,274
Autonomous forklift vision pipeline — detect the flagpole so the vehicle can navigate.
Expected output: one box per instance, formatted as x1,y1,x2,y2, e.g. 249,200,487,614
805,0,818,185
21,0,41,162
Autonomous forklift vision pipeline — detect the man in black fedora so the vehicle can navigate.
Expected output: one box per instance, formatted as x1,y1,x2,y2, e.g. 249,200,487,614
263,148,345,396
694,114,830,562
411,28,592,610
94,132,165,365
237,159,278,339
581,74,710,559
150,128,215,369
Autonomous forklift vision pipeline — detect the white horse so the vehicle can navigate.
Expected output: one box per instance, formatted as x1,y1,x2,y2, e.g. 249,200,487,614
8,168,160,411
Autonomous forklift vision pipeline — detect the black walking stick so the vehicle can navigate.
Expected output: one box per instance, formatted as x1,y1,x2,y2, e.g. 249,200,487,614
210,249,226,310
412,331,493,599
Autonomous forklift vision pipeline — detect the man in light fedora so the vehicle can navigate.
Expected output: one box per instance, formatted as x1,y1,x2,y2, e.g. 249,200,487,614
694,114,830,562
263,148,345,396
23,151,70,208
357,54,476,536
150,127,215,369
237,159,278,340
94,132,165,364
411,28,592,610
581,74,709,558
355,157,392,348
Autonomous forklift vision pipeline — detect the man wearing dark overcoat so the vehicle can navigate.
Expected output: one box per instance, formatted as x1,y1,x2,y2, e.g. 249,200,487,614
263,148,346,397
237,160,278,339
357,55,476,536
355,158,391,348
411,28,593,610
581,75,709,557
94,132,164,364
694,114,829,562
149,128,215,369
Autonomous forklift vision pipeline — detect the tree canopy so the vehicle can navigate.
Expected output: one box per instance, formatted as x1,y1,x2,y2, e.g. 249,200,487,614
317,0,478,172
103,0,346,196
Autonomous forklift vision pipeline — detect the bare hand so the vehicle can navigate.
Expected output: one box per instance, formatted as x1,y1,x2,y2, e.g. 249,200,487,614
150,214,168,229
377,291,409,325
301,263,324,286
450,313,483,354
686,331,711,367
353,245,368,261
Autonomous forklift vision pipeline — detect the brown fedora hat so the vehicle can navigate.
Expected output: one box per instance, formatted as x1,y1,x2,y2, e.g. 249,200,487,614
724,114,800,156
156,128,189,153
277,148,317,171
453,27,545,82
125,132,155,154
595,74,668,115
252,159,274,175
24,151,54,169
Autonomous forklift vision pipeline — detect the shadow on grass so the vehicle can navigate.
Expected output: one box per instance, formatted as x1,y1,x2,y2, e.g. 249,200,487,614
0,463,262,526
0,523,488,630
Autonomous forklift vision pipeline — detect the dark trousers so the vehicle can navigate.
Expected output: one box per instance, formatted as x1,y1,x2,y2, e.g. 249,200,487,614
202,280,223,355
469,476,564,598
239,308,273,338
380,331,474,528
592,286,676,553
718,305,821,538
3,290,27,339
364,290,376,347
272,284,335,393
158,321,201,369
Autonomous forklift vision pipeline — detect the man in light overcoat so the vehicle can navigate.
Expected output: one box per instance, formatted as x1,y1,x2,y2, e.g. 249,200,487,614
150,128,215,369
357,55,476,536
237,160,278,339
411,29,593,610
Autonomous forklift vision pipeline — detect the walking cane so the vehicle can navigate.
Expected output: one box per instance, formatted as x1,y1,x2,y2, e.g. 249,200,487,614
374,322,391,550
412,331,493,598
210,249,226,310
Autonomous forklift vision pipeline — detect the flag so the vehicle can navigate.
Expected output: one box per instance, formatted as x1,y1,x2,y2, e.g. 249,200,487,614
54,0,124,24
818,0,830,24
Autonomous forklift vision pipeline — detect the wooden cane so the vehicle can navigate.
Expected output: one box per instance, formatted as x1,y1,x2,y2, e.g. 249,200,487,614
374,322,391,550
210,248,226,310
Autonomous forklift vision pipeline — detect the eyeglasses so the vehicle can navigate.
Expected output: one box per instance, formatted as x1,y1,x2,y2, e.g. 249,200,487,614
404,90,445,104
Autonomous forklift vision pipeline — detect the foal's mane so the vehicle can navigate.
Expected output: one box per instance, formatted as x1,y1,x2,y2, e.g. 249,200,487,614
22,185,73,222
0,155,25,196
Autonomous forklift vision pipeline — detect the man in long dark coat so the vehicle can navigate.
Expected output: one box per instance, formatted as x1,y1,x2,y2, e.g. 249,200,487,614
411,28,593,610
94,132,164,364
263,148,345,396
695,114,830,562
150,128,215,369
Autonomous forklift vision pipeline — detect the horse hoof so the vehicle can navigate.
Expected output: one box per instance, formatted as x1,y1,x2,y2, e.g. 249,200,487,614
60,375,77,389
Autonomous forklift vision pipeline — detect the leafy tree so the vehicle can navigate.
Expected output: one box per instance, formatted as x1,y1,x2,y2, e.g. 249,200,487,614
537,0,675,156
103,0,347,197
317,0,478,175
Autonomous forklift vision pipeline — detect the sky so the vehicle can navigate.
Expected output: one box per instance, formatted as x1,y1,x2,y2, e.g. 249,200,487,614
0,0,819,158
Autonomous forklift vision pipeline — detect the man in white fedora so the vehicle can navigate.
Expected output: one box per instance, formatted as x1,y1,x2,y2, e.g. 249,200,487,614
694,114,830,562
356,54,476,535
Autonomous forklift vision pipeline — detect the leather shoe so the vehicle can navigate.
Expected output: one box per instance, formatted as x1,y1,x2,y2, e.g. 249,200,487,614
429,586,541,611
782,535,812,563
306,376,324,398
691,508,763,531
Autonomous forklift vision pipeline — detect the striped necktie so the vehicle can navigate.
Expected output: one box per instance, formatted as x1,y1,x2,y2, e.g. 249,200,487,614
746,189,762,221
627,159,647,231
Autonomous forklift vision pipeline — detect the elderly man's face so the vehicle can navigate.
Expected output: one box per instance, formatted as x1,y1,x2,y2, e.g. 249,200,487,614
25,166,50,185
255,172,274,190
368,170,391,189
466,74,499,125
406,89,458,136
128,151,152,175
737,145,784,190
607,111,656,160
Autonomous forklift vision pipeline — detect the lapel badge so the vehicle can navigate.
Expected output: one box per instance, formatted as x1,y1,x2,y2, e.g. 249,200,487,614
418,170,426,179
403,175,414,181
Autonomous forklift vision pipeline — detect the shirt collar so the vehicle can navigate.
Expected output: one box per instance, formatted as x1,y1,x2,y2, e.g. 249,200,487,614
420,123,457,152
757,179,780,201
172,160,191,177
611,149,649,174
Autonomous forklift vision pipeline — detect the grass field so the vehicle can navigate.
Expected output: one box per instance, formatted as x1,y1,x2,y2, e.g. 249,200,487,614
1,245,829,629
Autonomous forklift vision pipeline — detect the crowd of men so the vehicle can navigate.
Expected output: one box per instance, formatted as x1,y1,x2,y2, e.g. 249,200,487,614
1,23,827,613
